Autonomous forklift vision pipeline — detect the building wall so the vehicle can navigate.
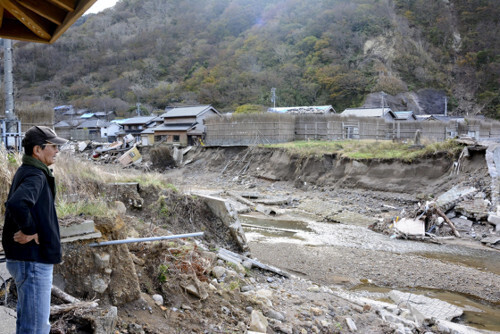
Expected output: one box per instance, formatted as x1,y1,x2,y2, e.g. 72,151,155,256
154,131,188,145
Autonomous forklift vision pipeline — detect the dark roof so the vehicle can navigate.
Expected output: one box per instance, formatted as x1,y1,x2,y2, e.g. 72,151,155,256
120,116,156,125
160,105,220,118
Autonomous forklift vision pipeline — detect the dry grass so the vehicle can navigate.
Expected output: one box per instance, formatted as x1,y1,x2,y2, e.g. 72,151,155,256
263,139,464,161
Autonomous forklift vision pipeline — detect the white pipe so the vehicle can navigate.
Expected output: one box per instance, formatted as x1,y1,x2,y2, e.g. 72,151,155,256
88,232,204,247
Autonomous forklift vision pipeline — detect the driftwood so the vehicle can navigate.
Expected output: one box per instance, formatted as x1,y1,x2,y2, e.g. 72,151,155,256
433,204,461,238
226,191,256,207
50,285,99,315
50,301,99,315
218,248,290,278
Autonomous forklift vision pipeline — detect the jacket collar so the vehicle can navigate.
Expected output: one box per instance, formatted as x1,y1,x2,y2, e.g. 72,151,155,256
22,154,54,178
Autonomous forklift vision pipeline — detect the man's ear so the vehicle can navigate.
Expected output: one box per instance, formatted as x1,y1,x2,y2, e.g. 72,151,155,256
32,145,42,158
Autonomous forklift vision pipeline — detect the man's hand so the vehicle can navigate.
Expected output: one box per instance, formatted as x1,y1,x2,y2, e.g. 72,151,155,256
13,231,39,244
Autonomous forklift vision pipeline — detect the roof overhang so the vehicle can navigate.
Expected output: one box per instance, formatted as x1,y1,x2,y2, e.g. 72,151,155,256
0,0,98,44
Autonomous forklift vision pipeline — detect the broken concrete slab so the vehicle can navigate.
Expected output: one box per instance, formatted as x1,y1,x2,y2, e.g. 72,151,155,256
0,306,16,334
388,290,463,323
455,198,490,220
487,214,500,232
196,194,249,252
60,220,97,238
450,217,473,232
394,218,425,236
436,186,477,211
480,235,500,246
224,198,251,214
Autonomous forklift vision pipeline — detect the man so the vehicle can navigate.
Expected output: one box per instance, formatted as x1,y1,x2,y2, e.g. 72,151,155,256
2,126,68,334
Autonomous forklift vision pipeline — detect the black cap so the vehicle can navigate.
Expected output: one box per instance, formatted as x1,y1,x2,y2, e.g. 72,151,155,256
22,126,68,147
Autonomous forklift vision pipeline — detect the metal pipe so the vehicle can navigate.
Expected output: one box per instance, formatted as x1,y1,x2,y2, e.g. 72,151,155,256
88,232,204,247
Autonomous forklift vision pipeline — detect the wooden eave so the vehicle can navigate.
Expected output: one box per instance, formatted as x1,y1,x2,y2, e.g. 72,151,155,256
0,0,97,44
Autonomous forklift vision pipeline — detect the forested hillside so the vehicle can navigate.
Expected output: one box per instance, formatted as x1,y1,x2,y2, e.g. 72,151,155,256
4,0,500,118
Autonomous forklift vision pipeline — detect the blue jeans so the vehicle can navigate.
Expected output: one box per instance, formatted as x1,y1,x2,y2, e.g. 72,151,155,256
6,260,53,334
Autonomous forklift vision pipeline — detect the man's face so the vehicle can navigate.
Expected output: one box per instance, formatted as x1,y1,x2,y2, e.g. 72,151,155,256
34,144,59,166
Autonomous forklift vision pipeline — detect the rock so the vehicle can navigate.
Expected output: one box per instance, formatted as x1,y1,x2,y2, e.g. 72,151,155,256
183,283,208,300
152,294,163,306
481,235,500,246
249,310,268,333
93,253,111,270
450,217,473,232
389,290,463,322
240,285,253,293
274,324,293,334
128,323,145,334
211,266,226,279
307,285,320,292
0,306,16,334
346,317,357,331
91,306,118,334
90,275,109,293
265,309,285,321
112,201,127,215
310,307,324,316
487,214,500,232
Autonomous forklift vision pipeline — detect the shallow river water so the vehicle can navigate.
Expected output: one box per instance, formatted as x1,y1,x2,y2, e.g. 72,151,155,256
240,213,500,332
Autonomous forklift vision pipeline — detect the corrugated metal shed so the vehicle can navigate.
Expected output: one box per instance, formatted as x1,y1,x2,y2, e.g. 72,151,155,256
341,107,396,120
268,105,336,114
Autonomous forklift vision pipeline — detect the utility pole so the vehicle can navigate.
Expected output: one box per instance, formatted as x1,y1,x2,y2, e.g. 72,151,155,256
444,96,447,116
2,38,21,150
271,88,276,110
4,39,14,120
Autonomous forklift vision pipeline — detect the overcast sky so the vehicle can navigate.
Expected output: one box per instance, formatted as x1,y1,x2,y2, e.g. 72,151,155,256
86,0,119,14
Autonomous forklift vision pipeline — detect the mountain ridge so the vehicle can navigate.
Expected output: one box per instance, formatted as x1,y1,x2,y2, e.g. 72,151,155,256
4,0,499,118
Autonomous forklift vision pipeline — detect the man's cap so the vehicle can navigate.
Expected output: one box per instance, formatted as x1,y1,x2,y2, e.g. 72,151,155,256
22,126,68,147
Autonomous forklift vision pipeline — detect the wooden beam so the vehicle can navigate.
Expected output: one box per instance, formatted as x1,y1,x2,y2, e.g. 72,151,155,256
47,0,76,12
0,18,50,43
17,0,66,25
50,0,97,43
0,0,52,40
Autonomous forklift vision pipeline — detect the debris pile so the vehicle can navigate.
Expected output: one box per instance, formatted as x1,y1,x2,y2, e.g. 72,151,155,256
370,185,499,248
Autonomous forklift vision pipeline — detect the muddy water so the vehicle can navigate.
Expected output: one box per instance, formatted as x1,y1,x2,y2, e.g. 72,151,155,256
241,213,500,331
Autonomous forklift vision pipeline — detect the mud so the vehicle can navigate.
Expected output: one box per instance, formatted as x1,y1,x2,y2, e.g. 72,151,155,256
170,145,499,303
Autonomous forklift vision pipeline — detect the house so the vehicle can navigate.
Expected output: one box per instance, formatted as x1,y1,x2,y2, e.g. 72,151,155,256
94,111,117,121
101,121,123,142
77,119,110,141
268,105,336,114
152,105,221,146
341,107,397,121
394,111,417,121
54,120,82,140
120,116,158,141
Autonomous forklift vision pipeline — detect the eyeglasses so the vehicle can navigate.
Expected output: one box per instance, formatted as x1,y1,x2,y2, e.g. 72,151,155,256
41,144,60,150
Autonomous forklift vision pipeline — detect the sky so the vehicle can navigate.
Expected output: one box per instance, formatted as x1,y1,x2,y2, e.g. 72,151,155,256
86,0,119,14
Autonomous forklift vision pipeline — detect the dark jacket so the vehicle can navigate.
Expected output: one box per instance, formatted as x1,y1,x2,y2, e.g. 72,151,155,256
2,164,61,264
